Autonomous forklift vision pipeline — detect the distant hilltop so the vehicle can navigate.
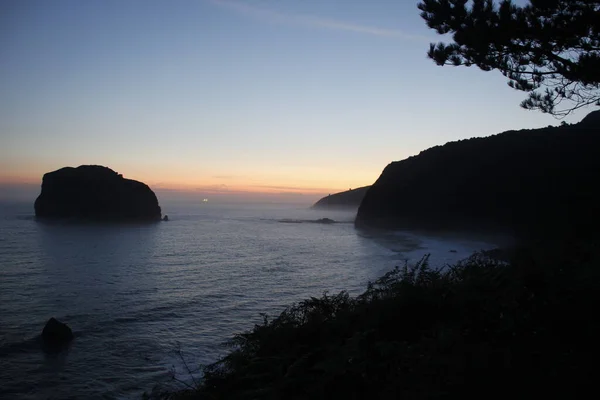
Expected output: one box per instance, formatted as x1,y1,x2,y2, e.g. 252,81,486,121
312,186,370,210
34,165,162,222
355,109,600,240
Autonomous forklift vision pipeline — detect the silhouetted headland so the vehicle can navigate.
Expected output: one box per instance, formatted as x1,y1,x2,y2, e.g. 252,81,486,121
355,110,600,240
34,165,162,222
312,186,370,210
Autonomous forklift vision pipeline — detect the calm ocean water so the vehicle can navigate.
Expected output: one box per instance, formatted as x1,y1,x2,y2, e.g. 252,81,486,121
0,199,496,399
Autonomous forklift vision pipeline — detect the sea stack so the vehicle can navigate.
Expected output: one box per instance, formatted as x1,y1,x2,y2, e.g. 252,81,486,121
34,165,162,222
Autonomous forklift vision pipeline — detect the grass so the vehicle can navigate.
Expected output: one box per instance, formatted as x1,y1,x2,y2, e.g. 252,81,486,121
157,239,599,399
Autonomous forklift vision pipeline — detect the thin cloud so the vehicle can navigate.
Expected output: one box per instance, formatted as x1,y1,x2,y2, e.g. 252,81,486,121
208,0,430,41
195,184,230,192
254,184,338,194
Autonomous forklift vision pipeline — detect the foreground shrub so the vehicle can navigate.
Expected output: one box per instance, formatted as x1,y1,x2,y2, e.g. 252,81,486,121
171,241,600,399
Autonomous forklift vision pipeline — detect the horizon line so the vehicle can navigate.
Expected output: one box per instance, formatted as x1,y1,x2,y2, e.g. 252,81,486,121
0,179,358,197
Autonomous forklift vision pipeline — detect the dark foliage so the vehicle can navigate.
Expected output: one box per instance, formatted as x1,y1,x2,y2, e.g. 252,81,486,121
418,0,600,116
355,110,600,241
169,239,600,399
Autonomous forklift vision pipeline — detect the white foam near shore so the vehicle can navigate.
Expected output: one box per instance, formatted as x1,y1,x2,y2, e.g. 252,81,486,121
359,228,510,271
397,231,501,269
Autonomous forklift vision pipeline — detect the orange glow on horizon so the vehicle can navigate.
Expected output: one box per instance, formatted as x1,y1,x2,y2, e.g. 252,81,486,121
0,169,373,198
0,159,378,198
146,181,362,197
0,175,40,185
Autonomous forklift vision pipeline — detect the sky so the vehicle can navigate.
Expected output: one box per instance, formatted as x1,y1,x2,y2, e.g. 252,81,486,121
1,0,596,204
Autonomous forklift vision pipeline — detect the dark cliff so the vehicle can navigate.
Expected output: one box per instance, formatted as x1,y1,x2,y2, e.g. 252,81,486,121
34,165,162,222
312,186,370,210
355,110,600,239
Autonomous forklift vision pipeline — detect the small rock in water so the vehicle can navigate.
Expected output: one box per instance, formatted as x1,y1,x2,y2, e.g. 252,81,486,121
42,317,74,347
162,215,169,221
315,218,335,224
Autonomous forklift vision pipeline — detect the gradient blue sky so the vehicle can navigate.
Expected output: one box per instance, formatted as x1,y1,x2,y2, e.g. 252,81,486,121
1,0,596,203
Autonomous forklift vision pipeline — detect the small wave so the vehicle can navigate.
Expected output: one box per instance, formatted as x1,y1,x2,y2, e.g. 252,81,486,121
16,215,36,221
0,336,44,358
114,317,138,324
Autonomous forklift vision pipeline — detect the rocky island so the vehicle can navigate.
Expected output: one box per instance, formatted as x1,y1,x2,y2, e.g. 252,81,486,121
34,165,162,222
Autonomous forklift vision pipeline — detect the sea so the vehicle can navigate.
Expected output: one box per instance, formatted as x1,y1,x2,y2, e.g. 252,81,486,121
0,199,499,399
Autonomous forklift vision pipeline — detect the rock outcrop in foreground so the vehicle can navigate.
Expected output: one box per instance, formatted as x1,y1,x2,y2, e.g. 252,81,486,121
355,110,600,239
35,165,162,221
312,186,370,210
42,317,73,348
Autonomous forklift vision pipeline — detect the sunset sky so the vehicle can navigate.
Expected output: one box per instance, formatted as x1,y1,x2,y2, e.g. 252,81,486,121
1,0,595,203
